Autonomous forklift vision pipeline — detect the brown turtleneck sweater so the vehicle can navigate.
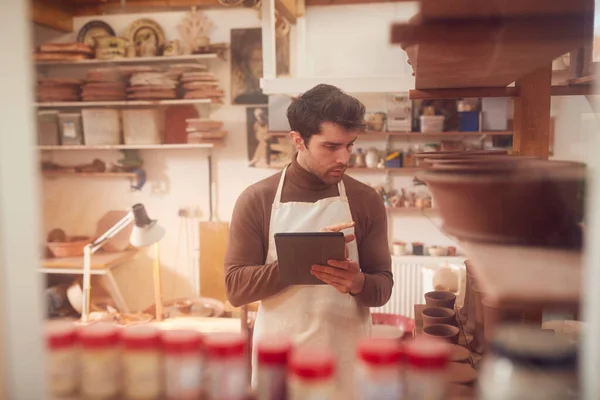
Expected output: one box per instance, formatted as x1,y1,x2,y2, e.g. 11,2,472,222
224,156,393,308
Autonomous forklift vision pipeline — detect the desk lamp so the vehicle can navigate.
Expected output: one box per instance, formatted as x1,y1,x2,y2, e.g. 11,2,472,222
81,204,165,322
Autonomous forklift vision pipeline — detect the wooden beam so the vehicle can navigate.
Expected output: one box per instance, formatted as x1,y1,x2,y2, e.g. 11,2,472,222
306,0,408,4
74,0,226,15
276,0,297,24
31,0,74,33
410,87,518,100
513,65,552,159
550,85,594,96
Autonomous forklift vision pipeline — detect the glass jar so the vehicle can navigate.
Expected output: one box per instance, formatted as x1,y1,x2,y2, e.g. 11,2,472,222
161,329,204,400
256,335,292,400
478,324,578,400
288,349,335,400
404,336,450,400
79,322,122,399
356,338,404,399
45,319,79,397
122,324,162,400
204,332,248,400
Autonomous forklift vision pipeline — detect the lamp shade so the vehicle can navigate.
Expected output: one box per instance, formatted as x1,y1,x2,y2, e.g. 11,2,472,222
129,204,165,247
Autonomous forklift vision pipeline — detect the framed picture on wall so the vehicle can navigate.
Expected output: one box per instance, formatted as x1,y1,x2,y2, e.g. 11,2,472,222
247,107,295,168
231,28,268,105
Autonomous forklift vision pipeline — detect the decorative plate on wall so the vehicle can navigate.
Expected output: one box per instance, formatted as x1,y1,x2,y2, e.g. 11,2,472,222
77,20,116,48
124,18,166,57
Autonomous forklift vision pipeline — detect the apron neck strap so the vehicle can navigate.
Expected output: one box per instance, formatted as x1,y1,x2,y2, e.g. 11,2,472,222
274,166,288,206
337,179,348,201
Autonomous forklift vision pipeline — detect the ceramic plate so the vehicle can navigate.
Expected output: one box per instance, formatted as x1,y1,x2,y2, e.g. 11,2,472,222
124,18,165,57
77,20,116,48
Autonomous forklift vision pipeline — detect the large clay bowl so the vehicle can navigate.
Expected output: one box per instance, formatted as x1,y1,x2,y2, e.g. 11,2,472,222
425,155,537,172
416,150,509,166
419,160,585,247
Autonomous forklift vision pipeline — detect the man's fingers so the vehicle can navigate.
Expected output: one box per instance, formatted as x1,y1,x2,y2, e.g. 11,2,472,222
344,233,356,244
320,221,355,232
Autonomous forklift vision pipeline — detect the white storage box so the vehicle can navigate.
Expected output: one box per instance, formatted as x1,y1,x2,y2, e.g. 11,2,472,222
420,115,445,133
121,109,161,145
81,109,121,145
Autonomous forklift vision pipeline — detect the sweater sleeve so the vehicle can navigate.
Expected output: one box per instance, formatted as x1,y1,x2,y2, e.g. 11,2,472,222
224,186,287,307
353,190,394,307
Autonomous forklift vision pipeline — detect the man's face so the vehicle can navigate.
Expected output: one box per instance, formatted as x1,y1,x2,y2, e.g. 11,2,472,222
295,122,358,185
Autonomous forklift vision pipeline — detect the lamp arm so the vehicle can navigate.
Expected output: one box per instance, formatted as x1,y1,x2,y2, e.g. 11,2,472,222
90,212,134,253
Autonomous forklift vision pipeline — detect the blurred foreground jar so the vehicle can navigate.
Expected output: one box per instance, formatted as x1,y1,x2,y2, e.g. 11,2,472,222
79,322,122,399
478,324,578,400
46,319,79,396
404,336,450,400
287,349,335,400
204,333,248,400
356,338,404,399
256,336,292,400
161,329,204,400
122,324,162,399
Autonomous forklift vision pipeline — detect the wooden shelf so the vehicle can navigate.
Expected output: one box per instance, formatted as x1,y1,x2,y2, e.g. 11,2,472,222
348,167,423,174
409,86,594,99
38,143,215,151
269,131,512,138
41,250,137,272
391,11,592,90
42,171,138,179
260,76,415,95
36,99,213,108
35,53,218,67
460,241,581,308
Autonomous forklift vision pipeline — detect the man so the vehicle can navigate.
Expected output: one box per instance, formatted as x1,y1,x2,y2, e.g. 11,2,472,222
224,84,393,395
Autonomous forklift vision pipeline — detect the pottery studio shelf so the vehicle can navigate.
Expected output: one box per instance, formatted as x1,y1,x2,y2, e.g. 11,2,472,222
35,98,214,108
460,241,582,308
35,53,219,67
38,143,217,151
268,131,513,138
390,0,592,90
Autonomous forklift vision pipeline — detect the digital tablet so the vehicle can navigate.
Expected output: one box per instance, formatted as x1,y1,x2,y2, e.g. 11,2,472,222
274,232,346,285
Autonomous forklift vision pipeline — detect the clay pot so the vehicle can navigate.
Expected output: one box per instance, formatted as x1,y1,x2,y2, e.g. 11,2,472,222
425,290,456,309
419,160,585,248
415,150,508,165
482,298,543,344
423,323,460,344
422,307,457,327
426,155,536,172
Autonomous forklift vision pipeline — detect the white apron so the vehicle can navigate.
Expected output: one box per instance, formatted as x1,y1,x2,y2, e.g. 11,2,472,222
251,167,372,398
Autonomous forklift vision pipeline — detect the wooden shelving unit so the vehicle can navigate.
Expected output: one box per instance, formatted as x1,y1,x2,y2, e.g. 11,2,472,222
42,171,138,179
268,131,513,138
38,143,216,151
35,53,218,67
36,98,213,108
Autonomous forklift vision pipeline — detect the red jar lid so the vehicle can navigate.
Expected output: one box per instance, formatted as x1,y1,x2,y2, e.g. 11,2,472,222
204,333,246,359
289,349,335,381
161,330,203,354
78,322,121,349
257,336,292,366
122,324,161,350
404,337,450,370
45,319,78,349
357,338,403,366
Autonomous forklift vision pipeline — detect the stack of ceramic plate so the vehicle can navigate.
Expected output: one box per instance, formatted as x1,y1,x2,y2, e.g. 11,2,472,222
34,42,93,62
82,68,127,101
185,118,227,143
36,78,83,102
127,72,177,100
180,71,224,103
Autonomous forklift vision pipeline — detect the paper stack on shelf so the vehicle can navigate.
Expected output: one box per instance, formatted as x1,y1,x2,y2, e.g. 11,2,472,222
36,78,83,103
181,71,224,103
82,68,127,101
185,119,227,143
127,72,178,100
34,42,93,62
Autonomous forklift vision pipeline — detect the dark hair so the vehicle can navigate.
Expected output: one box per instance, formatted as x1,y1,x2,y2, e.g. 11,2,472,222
286,84,366,143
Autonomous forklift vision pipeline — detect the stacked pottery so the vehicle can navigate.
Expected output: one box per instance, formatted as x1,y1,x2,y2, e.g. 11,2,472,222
422,291,460,344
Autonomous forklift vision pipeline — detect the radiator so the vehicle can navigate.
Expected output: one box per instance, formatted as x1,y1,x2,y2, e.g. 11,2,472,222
371,256,466,319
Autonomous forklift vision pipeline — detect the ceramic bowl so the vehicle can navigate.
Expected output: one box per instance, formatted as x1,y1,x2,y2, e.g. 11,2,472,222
423,323,460,344
422,306,457,327
419,160,585,247
428,246,448,256
425,290,456,309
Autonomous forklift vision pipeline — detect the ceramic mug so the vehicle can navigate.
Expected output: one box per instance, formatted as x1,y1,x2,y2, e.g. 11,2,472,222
392,241,408,256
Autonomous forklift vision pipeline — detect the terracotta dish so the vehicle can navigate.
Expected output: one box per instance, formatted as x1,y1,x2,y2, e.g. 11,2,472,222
422,306,457,327
419,160,585,247
425,290,456,309
423,323,460,344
